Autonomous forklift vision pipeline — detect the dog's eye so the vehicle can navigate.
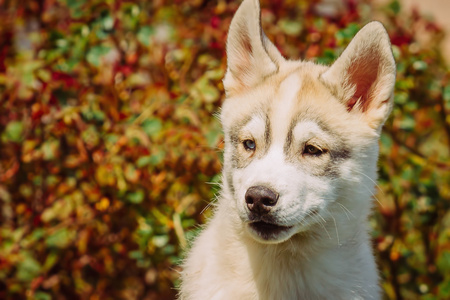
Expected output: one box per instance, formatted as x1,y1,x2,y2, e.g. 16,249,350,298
243,139,256,151
304,145,323,156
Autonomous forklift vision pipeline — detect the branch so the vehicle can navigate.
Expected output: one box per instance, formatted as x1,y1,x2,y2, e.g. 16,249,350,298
384,127,450,169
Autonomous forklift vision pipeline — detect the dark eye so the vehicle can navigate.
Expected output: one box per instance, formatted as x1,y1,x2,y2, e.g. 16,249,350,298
243,139,256,151
304,144,323,156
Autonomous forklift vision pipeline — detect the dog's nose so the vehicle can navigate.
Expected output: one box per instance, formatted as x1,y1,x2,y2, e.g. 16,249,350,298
245,186,279,215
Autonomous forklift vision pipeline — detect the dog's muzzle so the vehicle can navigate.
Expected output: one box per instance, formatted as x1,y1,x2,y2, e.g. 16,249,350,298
245,186,292,241
245,185,279,216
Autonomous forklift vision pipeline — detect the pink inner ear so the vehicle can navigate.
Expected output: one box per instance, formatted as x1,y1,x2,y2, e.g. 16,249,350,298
347,95,359,112
230,27,254,78
346,53,380,112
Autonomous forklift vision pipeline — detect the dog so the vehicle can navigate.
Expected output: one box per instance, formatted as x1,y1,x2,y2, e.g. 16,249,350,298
179,0,396,299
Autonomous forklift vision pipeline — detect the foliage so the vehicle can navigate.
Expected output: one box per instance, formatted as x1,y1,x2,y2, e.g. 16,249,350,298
0,0,448,299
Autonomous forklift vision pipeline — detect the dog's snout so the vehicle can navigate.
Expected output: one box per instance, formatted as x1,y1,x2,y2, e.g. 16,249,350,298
245,186,279,215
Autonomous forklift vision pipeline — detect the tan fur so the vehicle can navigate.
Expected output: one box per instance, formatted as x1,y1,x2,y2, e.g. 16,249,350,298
179,0,396,299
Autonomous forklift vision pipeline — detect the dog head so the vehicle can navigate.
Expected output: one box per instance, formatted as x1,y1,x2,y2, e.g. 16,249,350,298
220,0,396,244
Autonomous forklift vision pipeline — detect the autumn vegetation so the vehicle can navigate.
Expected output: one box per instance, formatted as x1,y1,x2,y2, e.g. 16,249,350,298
0,0,449,299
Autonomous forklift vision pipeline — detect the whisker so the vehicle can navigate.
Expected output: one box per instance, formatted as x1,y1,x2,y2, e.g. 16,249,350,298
337,203,355,220
363,185,384,208
200,195,219,214
352,169,385,196
350,169,386,208
315,213,332,240
200,203,212,215
288,238,295,252
327,209,340,246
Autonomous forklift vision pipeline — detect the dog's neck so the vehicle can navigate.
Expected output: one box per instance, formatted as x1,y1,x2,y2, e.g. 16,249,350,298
215,202,376,299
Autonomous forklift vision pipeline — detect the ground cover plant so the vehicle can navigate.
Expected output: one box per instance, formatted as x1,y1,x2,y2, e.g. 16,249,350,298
0,0,449,299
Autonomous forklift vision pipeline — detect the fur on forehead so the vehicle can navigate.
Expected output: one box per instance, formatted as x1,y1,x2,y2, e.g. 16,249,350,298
221,62,378,146
221,61,318,129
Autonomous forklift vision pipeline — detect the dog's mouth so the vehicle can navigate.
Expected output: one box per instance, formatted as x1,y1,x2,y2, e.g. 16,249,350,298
248,221,293,241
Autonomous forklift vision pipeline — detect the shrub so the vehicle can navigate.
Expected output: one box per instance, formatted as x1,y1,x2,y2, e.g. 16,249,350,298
0,0,448,299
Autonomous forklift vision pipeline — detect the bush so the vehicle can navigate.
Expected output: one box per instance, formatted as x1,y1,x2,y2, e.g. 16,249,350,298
0,0,448,299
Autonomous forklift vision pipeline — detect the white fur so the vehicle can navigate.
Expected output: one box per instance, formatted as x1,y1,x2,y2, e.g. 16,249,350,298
179,0,396,299
243,116,266,141
272,73,302,142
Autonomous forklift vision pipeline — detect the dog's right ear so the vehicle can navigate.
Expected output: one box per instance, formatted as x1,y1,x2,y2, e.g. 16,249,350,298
223,0,283,96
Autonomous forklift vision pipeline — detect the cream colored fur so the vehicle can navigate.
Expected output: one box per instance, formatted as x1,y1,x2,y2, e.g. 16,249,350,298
179,0,396,299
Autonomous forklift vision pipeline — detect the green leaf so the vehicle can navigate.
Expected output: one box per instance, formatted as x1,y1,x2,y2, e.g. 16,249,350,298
81,125,100,147
17,255,41,282
129,250,144,260
439,280,450,298
316,49,337,65
63,0,87,18
136,151,165,168
42,139,60,160
278,19,302,36
195,77,220,103
399,114,416,131
35,291,52,300
137,26,155,46
43,252,59,272
64,0,85,9
201,84,219,103
380,132,393,149
205,121,222,148
412,60,427,71
126,190,145,204
45,228,75,248
396,77,415,90
394,92,408,105
442,85,450,103
336,23,360,43
142,119,163,138
31,228,45,240
136,156,152,168
86,45,111,67
205,69,224,81
388,0,401,15
93,110,106,122
152,235,169,248
3,121,24,142
102,15,114,31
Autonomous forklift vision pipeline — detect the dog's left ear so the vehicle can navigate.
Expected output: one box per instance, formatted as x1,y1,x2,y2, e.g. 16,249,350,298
223,0,284,96
321,22,396,130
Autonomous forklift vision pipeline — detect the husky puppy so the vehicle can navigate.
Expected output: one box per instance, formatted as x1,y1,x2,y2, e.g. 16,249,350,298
179,0,396,299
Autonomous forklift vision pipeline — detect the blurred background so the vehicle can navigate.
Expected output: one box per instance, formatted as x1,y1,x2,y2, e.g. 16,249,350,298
0,0,449,299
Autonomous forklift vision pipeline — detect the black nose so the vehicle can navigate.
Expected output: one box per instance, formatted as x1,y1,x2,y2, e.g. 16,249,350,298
245,186,279,215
